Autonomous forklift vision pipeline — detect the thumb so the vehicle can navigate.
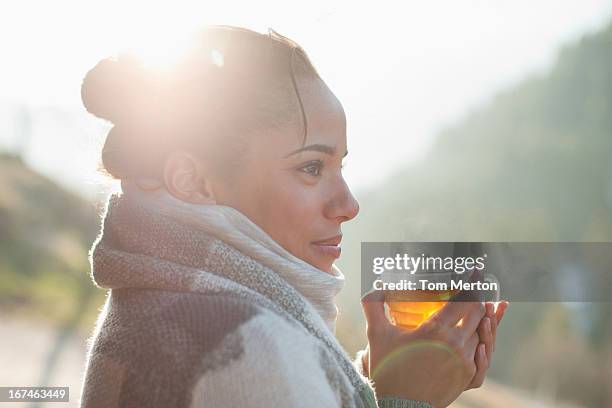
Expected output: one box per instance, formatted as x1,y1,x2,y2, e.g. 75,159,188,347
361,290,389,334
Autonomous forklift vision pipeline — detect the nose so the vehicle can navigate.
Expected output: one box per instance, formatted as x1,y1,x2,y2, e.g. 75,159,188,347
325,177,360,223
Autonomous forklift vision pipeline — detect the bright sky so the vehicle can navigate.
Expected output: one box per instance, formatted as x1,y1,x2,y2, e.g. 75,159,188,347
1,0,611,199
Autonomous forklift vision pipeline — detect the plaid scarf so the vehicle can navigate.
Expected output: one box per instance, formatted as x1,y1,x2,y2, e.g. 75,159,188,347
80,182,379,407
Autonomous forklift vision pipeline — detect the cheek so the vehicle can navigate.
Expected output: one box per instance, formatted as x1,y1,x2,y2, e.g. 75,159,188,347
264,178,320,237
246,174,322,252
227,168,333,271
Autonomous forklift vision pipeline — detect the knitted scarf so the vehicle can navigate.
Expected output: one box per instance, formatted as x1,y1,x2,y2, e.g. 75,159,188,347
85,181,379,407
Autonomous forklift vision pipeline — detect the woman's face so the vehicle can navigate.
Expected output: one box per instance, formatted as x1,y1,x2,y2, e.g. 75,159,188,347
213,76,359,274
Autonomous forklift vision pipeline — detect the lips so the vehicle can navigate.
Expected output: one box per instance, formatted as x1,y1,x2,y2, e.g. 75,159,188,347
312,234,342,246
311,234,342,259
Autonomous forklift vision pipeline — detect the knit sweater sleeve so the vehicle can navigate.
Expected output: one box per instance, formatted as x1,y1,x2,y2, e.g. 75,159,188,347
352,349,434,408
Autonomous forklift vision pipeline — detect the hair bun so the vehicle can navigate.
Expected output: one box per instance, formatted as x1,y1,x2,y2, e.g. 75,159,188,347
81,54,148,124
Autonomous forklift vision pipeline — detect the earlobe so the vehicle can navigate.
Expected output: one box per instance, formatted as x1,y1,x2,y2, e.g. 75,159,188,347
195,178,217,205
162,151,217,205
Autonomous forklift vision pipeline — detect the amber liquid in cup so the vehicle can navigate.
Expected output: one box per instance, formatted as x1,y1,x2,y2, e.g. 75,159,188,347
384,270,500,329
385,289,458,329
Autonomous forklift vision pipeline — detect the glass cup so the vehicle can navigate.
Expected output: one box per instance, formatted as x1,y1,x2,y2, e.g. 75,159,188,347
384,270,500,329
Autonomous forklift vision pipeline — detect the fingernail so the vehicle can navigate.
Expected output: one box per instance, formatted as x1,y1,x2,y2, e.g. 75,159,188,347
485,317,491,334
480,343,486,356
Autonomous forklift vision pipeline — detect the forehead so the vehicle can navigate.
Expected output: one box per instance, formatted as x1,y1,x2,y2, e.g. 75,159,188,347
295,76,346,148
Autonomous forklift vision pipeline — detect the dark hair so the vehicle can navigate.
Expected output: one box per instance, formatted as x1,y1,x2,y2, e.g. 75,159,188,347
81,25,320,181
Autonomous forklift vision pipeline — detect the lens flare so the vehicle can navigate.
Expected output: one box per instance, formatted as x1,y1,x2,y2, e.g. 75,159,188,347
370,340,462,384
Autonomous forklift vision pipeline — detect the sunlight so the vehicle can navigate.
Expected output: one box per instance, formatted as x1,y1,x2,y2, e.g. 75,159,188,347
121,27,196,71
93,0,277,73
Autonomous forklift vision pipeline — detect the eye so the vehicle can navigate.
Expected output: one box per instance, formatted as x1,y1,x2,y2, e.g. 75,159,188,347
299,160,323,177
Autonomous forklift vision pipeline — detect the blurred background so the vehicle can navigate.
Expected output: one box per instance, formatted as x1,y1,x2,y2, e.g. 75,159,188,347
1,0,612,406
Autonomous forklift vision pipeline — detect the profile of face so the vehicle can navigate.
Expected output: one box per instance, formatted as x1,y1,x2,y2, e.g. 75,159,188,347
164,74,360,274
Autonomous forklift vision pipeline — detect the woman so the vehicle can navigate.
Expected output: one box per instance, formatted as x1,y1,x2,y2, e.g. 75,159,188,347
79,25,508,408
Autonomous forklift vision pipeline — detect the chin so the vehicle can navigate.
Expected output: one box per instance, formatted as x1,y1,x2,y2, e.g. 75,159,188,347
316,261,334,275
302,250,334,274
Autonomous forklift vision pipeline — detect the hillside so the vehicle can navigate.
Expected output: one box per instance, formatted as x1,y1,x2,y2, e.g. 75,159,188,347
0,152,103,325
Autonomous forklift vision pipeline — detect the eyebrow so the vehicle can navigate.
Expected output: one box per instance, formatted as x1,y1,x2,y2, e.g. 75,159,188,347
284,144,349,158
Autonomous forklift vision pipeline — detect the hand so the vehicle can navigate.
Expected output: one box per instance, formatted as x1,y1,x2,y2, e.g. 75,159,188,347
465,300,509,389
360,291,506,408
360,300,509,385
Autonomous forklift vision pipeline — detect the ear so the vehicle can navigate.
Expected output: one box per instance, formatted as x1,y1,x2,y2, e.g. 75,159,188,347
162,150,217,205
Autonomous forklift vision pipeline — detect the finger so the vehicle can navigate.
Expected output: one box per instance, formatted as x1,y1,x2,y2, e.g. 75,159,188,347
454,302,486,342
465,331,480,360
477,317,492,363
463,332,480,388
484,302,496,349
467,344,488,389
492,301,509,353
429,301,473,329
490,312,498,353
484,302,495,319
361,290,390,335
496,301,509,325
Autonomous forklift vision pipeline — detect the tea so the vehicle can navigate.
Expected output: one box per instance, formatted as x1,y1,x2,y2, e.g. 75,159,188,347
385,289,458,329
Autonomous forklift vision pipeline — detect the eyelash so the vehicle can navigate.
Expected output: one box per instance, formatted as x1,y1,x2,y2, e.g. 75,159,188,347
300,160,323,177
298,160,346,177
